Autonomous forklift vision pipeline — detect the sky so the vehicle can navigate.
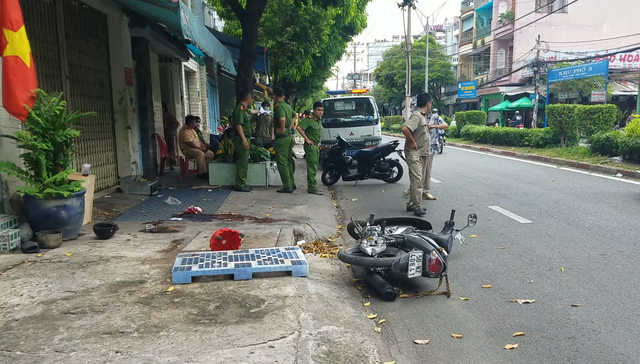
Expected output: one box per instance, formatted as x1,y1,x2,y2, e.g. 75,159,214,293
327,0,459,90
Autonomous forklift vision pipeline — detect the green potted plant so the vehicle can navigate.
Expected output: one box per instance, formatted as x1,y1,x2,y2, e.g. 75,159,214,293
0,90,95,240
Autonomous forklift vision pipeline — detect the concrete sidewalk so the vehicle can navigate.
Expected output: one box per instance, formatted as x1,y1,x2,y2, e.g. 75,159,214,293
0,161,389,364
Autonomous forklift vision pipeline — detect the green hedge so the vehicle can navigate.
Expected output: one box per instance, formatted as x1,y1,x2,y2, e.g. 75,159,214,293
389,124,402,133
448,125,460,138
588,131,624,157
454,110,487,130
460,125,560,148
547,104,579,147
619,136,640,162
382,116,403,127
575,104,617,138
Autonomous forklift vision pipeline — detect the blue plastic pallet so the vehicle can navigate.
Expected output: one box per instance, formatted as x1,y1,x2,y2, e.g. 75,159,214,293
172,246,309,283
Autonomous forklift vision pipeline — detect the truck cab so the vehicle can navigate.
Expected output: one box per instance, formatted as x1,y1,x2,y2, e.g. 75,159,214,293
320,95,382,160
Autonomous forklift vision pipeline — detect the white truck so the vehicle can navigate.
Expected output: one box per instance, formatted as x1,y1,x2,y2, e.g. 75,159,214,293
319,95,383,161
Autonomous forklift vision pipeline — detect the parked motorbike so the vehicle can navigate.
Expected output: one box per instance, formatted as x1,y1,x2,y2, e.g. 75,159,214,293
321,135,404,186
338,210,478,301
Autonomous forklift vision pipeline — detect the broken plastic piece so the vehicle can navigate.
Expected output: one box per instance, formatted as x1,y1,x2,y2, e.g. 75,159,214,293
210,228,243,251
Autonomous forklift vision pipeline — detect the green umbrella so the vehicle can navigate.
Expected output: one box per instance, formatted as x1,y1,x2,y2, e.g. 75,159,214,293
507,96,534,109
488,100,512,112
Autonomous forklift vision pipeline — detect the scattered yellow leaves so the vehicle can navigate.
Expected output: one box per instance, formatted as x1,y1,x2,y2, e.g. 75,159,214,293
413,339,430,345
375,327,382,334
398,294,412,298
469,235,477,238
510,299,535,304
64,253,73,257
513,332,525,337
451,334,463,339
560,267,565,272
363,301,371,307
367,313,378,319
460,297,469,301
571,304,583,307
378,319,387,324
504,344,519,350
299,240,341,258
165,286,174,293
336,225,343,229
383,361,395,364
482,285,492,289
36,252,45,257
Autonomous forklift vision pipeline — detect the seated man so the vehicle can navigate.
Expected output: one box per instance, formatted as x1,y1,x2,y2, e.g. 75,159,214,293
178,115,214,179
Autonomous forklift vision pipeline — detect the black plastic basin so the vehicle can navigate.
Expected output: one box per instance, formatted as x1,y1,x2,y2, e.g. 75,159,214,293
93,222,119,240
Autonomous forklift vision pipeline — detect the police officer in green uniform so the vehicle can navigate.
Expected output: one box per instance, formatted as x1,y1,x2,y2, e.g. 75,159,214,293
273,87,296,193
296,102,324,195
232,90,253,192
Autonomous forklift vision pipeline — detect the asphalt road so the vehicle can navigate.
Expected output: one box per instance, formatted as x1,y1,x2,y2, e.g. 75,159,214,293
331,135,640,364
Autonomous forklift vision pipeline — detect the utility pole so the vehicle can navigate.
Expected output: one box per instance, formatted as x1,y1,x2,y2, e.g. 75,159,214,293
425,15,429,93
532,35,541,129
345,42,365,88
405,6,412,121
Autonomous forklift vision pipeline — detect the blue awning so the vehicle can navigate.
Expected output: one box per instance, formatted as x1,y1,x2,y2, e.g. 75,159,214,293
114,0,236,74
476,0,494,12
208,28,270,74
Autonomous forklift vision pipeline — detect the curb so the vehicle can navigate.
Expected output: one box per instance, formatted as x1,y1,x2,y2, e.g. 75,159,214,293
382,133,640,180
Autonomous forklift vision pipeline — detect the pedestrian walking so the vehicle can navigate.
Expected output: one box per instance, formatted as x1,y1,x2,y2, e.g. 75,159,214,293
297,102,324,195
232,90,253,192
401,93,432,217
273,87,296,193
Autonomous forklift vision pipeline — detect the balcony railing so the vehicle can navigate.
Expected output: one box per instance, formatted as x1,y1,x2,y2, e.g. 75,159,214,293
476,24,492,39
460,29,474,43
461,0,474,12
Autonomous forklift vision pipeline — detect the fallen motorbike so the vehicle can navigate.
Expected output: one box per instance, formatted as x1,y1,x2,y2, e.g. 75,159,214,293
338,210,477,301
321,135,403,186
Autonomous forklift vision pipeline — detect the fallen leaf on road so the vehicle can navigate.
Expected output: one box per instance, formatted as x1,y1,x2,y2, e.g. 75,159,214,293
363,301,371,307
165,286,174,293
529,280,534,283
352,278,362,282
510,299,535,304
375,327,382,333
414,340,430,345
356,284,364,290
504,344,519,350
367,314,378,319
336,225,343,229
327,237,337,242
451,334,463,339
378,319,387,324
470,235,477,238
64,253,73,257
460,297,469,301
36,252,45,257
482,285,492,288
571,304,583,307
351,198,358,201
560,267,565,272
265,214,271,217
337,216,342,219
383,361,395,364
513,332,525,337
398,294,412,298
269,206,274,209
345,264,351,268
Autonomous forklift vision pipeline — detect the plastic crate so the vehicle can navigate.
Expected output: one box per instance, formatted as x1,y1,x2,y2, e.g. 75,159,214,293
0,214,18,230
118,176,160,196
0,229,20,252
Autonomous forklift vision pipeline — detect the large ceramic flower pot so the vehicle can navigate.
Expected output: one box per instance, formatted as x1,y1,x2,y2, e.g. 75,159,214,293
23,190,86,240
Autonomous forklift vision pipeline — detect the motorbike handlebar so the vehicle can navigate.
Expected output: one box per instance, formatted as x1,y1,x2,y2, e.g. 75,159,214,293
449,210,456,221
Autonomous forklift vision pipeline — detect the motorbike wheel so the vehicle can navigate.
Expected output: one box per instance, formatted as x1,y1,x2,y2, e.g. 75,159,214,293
337,246,407,268
382,160,403,183
321,167,341,186
438,139,444,154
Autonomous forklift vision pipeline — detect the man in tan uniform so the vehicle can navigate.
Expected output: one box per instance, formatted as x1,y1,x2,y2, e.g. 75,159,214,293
179,114,214,179
401,93,432,217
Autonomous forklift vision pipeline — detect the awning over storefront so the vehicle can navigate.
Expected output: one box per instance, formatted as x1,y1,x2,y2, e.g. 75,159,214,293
114,0,236,74
442,94,458,105
610,79,638,96
208,28,270,75
471,45,490,55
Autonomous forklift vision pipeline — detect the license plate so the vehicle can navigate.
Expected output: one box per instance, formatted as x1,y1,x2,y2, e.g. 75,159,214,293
407,251,424,278
346,149,358,156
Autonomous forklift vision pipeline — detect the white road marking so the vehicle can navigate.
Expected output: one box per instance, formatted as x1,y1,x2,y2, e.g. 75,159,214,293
488,206,533,224
448,146,640,186
430,177,442,184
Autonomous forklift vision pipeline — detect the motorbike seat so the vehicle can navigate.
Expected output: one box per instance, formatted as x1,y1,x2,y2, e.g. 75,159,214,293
352,142,394,159
425,232,453,253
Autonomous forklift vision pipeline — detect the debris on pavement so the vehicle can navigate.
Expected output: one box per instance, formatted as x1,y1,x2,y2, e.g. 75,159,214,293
298,240,341,258
504,344,519,350
142,221,184,233
164,197,181,205
571,304,583,307
510,299,535,304
513,332,526,337
173,212,284,223
413,340,430,345
183,205,203,215
451,334,463,339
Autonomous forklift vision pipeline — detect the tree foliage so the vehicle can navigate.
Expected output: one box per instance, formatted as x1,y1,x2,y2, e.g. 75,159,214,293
211,0,369,110
373,35,455,110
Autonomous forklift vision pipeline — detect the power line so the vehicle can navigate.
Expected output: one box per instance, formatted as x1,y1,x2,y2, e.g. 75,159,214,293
544,32,640,44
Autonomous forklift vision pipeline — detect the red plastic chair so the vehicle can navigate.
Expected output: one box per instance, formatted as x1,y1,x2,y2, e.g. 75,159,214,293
179,154,199,178
154,133,184,177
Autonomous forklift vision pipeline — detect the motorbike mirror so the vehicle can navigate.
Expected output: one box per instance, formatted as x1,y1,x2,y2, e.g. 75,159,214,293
467,213,478,227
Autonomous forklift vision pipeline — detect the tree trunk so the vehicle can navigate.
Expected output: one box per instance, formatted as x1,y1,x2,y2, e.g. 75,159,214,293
234,0,268,100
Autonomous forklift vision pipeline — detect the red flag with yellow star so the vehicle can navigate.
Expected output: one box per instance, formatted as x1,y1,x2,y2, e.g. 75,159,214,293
1,0,37,122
